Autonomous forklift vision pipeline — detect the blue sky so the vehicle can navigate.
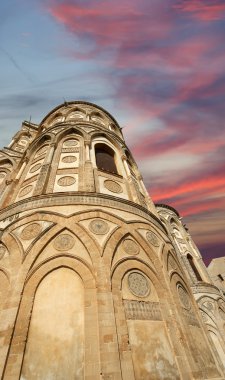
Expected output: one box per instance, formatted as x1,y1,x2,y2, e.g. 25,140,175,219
0,0,225,264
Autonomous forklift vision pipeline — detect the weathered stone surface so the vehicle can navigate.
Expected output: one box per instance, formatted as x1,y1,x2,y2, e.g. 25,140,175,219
0,101,224,380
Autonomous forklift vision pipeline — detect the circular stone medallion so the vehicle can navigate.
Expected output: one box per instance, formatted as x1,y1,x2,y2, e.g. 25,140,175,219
30,163,42,173
57,176,76,187
21,223,42,240
89,219,109,235
177,284,191,310
18,185,33,198
0,173,6,179
123,239,140,255
104,180,122,193
53,234,75,251
63,139,78,147
0,245,6,259
19,139,27,146
62,156,77,163
146,231,160,247
128,272,150,297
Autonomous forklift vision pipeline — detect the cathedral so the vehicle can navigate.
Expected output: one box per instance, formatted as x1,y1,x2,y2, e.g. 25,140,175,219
0,101,225,379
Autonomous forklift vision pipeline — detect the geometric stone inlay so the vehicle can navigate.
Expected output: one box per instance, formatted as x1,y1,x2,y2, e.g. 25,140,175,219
89,219,109,235
123,238,140,255
168,254,177,271
177,284,191,310
36,146,48,156
128,272,150,297
53,234,75,251
62,156,77,163
146,231,160,247
63,140,78,147
30,163,42,173
0,244,6,259
219,308,225,320
203,301,214,312
20,223,42,240
124,300,162,320
104,180,123,193
18,185,33,198
201,311,208,323
57,176,76,187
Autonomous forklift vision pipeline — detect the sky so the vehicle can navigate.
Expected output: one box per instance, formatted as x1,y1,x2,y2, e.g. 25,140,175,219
0,0,224,265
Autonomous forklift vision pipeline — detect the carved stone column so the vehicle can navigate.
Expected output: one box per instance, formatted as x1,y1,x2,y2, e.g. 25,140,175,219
82,140,95,192
33,143,56,195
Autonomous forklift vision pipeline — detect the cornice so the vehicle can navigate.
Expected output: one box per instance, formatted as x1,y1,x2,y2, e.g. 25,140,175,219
40,100,122,130
0,193,166,234
155,203,180,218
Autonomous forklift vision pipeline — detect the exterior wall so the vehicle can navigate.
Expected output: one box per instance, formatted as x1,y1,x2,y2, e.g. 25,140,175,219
208,257,225,293
0,101,224,379
156,204,225,372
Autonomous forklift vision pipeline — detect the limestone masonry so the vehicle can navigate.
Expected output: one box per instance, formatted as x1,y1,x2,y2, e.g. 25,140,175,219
0,101,225,379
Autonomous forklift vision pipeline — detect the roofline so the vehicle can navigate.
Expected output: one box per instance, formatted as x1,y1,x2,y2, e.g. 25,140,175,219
40,100,122,129
155,203,180,217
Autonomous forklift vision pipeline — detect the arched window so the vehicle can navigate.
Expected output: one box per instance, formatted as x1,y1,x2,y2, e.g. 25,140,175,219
187,254,202,281
95,144,118,174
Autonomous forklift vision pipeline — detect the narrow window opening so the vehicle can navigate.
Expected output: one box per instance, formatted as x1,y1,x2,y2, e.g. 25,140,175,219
95,144,118,174
187,254,202,281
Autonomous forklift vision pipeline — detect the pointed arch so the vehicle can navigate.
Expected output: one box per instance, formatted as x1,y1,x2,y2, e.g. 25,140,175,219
3,256,99,379
95,143,118,174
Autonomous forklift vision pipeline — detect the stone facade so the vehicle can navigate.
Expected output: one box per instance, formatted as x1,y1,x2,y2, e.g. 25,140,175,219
208,257,225,294
0,101,224,379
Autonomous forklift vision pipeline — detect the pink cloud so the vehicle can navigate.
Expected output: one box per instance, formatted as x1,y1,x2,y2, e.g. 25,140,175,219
45,0,225,260
174,0,225,21
47,1,172,49
151,175,225,202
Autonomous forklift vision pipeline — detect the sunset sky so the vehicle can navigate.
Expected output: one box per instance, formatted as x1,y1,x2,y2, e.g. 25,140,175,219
0,0,224,264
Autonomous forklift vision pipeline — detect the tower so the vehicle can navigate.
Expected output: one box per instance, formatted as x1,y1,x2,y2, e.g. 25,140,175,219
0,101,224,379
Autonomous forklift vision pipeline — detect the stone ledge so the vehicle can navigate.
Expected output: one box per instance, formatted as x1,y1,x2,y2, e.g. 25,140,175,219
191,282,221,295
0,192,166,233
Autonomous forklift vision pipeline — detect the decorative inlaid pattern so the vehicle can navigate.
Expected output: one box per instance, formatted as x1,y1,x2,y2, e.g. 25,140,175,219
20,223,42,240
218,299,225,312
146,231,160,247
203,301,214,311
57,176,76,186
104,180,123,193
30,163,42,173
53,234,75,251
201,311,208,323
19,139,28,146
62,147,79,153
0,245,6,259
123,239,140,255
128,272,150,297
61,156,77,163
63,139,78,147
89,219,109,235
0,195,165,235
177,284,191,310
168,254,177,271
35,146,48,157
18,185,33,198
219,308,225,320
124,300,162,321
